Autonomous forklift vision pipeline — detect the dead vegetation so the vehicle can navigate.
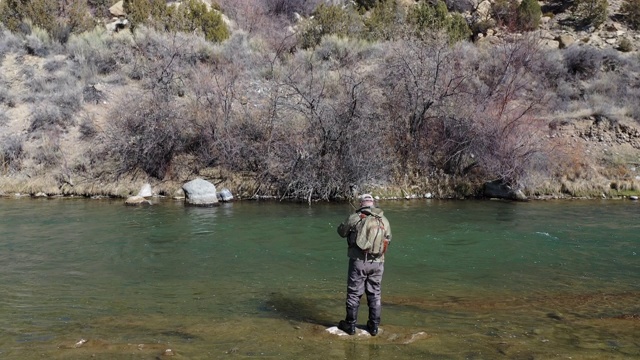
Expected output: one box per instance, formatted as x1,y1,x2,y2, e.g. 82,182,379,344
0,1,639,200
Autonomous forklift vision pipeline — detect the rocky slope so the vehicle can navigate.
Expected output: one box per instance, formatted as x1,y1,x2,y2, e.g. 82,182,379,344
1,0,639,200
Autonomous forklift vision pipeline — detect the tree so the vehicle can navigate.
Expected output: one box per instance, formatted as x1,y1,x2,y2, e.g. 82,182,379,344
621,0,640,29
517,0,541,30
407,0,471,43
379,36,469,176
123,0,151,30
491,0,518,30
572,0,608,28
298,3,362,49
362,0,404,41
0,0,30,32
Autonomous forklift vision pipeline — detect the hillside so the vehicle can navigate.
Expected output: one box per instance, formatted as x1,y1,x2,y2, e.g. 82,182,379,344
1,0,640,201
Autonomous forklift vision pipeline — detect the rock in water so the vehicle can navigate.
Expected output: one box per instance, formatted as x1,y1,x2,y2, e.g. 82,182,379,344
125,195,151,206
217,188,234,202
182,178,218,206
326,326,372,337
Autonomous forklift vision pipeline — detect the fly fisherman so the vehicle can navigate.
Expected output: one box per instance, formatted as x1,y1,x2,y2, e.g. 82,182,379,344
336,194,392,336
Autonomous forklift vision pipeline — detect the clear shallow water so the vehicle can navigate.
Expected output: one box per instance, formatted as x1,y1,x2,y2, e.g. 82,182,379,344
0,198,638,359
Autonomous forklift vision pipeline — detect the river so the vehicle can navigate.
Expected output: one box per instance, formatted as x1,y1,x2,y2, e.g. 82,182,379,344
0,197,638,359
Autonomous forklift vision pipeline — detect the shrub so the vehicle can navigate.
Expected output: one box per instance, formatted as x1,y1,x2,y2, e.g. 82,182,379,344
0,26,24,57
0,134,24,173
124,0,151,30
362,0,403,41
32,136,62,168
564,45,603,78
78,113,98,140
572,0,608,28
0,0,23,32
194,4,230,42
517,0,542,30
24,25,56,57
63,0,95,35
83,84,105,104
264,0,316,17
355,0,379,11
43,58,66,73
298,3,362,49
88,0,112,18
617,37,634,52
408,0,471,43
0,107,8,126
28,102,68,132
0,78,13,107
103,92,188,179
621,0,640,29
491,0,518,29
0,0,55,34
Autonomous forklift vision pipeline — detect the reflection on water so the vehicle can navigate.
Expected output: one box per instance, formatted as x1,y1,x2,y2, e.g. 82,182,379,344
0,198,638,359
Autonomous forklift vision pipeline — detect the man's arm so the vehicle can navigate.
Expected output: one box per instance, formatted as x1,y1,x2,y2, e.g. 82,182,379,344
337,214,357,238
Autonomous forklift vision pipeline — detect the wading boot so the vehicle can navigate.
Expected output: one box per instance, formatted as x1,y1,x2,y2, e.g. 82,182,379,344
338,307,358,335
366,320,379,336
367,305,381,336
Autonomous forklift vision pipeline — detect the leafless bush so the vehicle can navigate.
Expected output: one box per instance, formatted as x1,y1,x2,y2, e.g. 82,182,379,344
21,62,82,111
467,37,554,188
28,102,71,132
128,28,219,98
32,135,62,168
79,113,98,140
0,26,24,57
67,28,134,81
314,35,382,67
379,36,470,176
24,26,59,57
564,44,603,78
266,49,392,200
102,91,189,179
0,134,24,173
0,107,9,126
82,84,105,104
43,58,66,72
0,78,13,107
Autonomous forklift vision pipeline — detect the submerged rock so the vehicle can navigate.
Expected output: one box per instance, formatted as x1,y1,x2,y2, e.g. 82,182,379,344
326,326,375,337
125,195,151,206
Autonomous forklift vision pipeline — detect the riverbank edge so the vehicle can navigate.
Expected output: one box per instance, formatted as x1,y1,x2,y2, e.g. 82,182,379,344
1,175,638,202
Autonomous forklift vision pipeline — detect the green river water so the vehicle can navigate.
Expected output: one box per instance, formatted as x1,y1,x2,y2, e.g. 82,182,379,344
0,198,638,359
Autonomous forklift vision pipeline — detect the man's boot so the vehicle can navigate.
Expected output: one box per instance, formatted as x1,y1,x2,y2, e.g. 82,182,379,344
338,306,358,335
367,306,381,336
366,320,379,336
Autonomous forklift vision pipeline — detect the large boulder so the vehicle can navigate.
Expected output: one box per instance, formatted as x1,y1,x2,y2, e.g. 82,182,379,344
137,183,153,197
109,0,125,17
484,180,527,201
182,178,218,206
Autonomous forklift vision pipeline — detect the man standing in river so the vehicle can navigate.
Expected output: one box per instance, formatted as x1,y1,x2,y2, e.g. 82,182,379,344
336,193,392,336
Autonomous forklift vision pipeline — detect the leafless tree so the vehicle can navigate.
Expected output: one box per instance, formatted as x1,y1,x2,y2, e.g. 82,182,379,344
379,35,469,177
269,49,390,200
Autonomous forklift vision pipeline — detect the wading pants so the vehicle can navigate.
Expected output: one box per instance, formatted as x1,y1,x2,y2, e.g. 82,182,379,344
345,258,384,324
